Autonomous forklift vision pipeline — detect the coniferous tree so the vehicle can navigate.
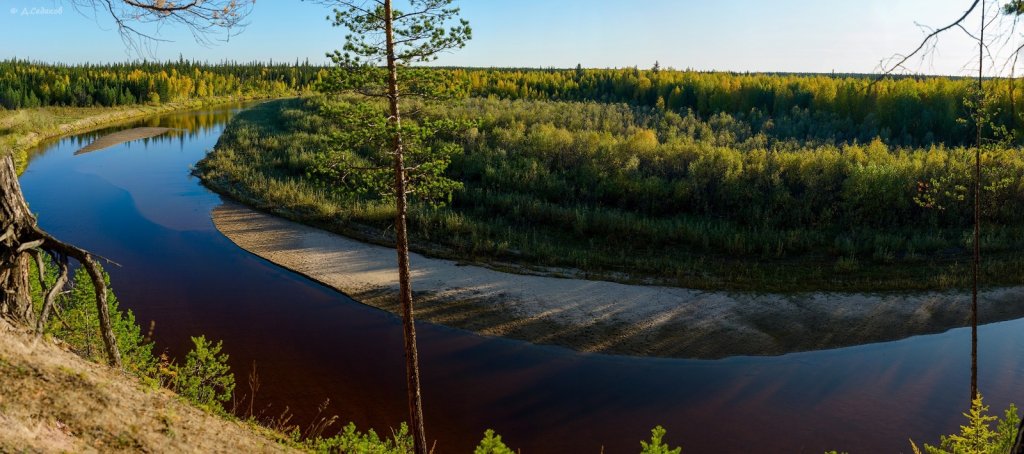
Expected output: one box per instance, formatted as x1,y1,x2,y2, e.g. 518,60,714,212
315,1,470,452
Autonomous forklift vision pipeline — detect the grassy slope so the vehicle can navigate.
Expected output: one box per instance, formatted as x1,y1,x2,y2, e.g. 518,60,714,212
0,320,293,453
197,98,1024,292
0,95,270,173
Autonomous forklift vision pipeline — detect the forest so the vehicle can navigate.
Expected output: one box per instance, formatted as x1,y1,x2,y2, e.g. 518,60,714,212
457,67,1006,147
0,59,328,108
197,74,1024,291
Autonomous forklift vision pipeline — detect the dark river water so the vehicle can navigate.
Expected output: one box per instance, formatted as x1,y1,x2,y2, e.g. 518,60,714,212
17,104,1024,453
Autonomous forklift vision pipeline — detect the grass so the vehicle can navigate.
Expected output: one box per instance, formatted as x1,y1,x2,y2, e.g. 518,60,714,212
196,96,1024,292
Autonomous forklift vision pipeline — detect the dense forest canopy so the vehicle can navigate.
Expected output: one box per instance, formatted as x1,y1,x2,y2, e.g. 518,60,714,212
451,67,1014,147
0,60,329,108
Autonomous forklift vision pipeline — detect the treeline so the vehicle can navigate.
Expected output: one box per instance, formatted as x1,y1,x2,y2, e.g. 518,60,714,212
444,67,1015,146
0,59,329,109
7,61,1019,148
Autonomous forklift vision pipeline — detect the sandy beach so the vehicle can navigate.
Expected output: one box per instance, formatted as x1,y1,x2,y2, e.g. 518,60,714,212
212,201,1024,359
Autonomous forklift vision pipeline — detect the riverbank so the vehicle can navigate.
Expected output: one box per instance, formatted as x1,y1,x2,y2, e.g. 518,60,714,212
212,200,1024,359
0,95,274,173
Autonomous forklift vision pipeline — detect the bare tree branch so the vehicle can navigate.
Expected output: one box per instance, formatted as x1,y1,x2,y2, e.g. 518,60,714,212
876,0,982,80
67,0,255,53
35,254,69,337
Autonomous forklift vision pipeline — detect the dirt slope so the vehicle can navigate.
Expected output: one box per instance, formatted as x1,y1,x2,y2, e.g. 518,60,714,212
0,320,293,453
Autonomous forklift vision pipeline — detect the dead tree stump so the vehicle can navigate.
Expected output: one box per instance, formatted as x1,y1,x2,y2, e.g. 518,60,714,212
0,154,121,367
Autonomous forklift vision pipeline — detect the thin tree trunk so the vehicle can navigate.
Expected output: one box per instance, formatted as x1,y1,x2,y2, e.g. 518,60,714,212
971,0,983,403
84,259,119,367
36,252,68,336
382,1,427,452
1010,77,1018,133
1012,416,1024,454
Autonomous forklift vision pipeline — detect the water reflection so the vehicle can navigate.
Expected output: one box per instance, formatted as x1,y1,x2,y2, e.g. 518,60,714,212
75,127,174,155
27,103,245,163
17,103,1024,453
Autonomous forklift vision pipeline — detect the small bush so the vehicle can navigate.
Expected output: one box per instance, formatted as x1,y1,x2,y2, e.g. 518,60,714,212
475,429,515,454
641,426,682,454
172,336,236,412
911,394,1019,454
39,266,158,383
304,422,412,453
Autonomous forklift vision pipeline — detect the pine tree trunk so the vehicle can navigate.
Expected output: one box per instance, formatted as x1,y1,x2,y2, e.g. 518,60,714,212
971,4,983,403
382,1,428,452
1010,77,1018,134
1012,416,1024,454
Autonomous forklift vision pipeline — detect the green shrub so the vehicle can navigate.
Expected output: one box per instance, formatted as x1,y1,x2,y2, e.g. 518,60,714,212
40,266,158,383
303,422,411,453
474,429,514,454
911,395,1019,454
172,335,236,412
641,426,682,454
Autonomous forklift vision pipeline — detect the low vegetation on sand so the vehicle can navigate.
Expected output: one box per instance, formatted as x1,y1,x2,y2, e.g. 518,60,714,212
198,94,1024,292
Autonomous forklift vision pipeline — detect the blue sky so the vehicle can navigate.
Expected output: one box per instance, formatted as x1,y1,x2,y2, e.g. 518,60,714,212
0,0,999,75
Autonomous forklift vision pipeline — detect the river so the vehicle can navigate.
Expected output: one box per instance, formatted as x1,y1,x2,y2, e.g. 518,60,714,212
17,103,1024,453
